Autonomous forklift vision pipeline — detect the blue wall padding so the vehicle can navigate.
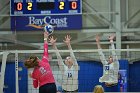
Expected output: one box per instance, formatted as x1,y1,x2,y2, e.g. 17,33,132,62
78,61,103,92
18,62,28,93
2,60,140,92
78,60,129,92
0,62,28,93
129,61,140,92
0,63,16,93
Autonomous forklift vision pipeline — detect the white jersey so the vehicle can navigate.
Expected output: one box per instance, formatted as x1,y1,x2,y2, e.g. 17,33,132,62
61,65,78,91
98,42,119,84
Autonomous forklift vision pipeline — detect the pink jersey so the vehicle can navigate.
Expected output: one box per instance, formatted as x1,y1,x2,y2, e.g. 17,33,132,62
32,41,55,88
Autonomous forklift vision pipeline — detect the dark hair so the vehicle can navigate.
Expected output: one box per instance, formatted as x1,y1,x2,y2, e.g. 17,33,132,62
109,56,112,58
24,55,39,68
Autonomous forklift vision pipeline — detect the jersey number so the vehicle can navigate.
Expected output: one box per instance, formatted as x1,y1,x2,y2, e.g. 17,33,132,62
68,73,72,78
105,65,109,71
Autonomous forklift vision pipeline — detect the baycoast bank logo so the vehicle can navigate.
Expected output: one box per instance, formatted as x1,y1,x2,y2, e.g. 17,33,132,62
28,16,68,27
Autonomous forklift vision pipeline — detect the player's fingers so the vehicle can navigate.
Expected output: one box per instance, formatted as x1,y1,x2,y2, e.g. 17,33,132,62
69,35,72,40
67,35,69,38
65,36,67,39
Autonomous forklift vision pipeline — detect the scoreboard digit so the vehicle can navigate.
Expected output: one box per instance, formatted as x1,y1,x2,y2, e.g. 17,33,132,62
59,2,65,10
15,3,23,11
11,0,82,15
27,2,32,10
70,1,77,9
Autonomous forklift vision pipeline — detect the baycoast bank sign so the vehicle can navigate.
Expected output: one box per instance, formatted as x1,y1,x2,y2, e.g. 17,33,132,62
11,15,82,31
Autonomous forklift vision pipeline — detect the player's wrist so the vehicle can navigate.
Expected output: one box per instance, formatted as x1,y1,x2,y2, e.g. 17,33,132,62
110,40,113,43
44,38,47,41
52,43,55,46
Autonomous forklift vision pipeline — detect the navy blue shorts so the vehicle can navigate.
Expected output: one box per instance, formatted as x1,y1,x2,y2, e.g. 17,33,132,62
39,83,56,93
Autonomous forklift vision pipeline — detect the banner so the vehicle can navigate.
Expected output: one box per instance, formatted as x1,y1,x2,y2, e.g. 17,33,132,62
11,15,82,31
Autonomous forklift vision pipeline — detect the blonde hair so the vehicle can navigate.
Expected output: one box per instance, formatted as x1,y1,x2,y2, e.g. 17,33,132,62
93,85,104,93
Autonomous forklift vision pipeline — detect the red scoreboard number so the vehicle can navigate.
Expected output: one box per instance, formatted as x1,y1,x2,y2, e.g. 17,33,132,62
69,1,78,9
15,3,22,11
14,1,78,11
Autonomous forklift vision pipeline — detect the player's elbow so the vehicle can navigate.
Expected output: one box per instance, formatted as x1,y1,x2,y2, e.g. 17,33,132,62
33,80,38,88
33,84,38,88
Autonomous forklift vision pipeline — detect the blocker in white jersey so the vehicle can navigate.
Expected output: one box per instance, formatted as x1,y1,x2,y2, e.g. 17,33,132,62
96,34,119,86
49,35,79,92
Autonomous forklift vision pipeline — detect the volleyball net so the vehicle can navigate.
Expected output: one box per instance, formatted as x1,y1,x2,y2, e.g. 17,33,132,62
0,49,140,93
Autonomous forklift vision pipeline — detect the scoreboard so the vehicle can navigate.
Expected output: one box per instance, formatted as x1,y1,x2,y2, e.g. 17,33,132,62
10,0,82,15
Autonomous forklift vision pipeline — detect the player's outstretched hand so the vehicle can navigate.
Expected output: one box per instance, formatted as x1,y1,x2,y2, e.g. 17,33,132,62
49,36,57,45
63,35,71,45
109,34,115,42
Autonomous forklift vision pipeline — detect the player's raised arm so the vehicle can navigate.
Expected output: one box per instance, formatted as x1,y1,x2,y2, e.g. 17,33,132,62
109,34,119,62
96,35,102,49
63,35,78,68
42,32,49,62
96,35,107,64
49,36,65,71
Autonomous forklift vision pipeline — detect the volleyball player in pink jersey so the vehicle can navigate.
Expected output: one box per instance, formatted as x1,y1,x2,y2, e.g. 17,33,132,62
24,32,56,93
